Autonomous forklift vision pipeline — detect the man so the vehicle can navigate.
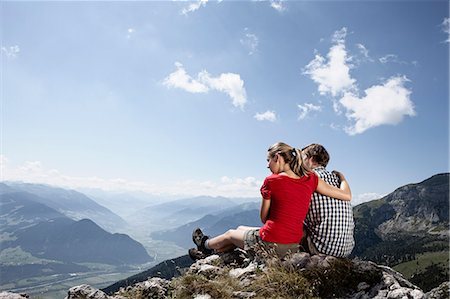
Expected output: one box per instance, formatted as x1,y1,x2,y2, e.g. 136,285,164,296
301,143,355,257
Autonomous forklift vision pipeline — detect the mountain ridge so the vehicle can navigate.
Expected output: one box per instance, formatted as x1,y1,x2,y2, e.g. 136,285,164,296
0,184,154,290
150,201,260,248
2,182,128,233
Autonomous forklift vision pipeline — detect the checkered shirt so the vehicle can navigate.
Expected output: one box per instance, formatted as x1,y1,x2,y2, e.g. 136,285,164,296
304,166,355,257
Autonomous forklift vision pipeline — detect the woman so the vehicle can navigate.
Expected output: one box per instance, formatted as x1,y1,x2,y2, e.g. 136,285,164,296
190,142,351,259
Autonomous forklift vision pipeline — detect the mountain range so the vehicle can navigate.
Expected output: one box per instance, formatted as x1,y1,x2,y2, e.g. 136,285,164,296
351,173,449,291
1,173,448,296
352,173,448,257
150,201,260,248
1,182,128,233
128,195,258,231
0,182,153,287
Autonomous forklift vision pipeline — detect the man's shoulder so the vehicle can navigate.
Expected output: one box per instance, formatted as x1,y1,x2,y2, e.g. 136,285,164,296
313,166,340,186
313,166,332,177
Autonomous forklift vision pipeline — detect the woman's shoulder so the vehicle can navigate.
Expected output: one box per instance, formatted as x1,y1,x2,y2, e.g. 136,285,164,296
264,173,280,181
292,172,318,185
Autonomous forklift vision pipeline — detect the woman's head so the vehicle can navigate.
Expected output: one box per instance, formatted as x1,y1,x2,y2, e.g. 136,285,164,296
267,142,310,177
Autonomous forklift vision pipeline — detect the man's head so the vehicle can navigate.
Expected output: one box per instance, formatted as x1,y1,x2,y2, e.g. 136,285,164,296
301,143,330,168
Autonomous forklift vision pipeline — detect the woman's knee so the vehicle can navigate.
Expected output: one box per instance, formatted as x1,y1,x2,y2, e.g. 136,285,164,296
225,229,244,243
225,229,245,248
225,229,237,240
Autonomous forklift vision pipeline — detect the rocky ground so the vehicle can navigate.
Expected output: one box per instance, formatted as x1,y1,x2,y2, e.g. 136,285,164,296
1,251,448,299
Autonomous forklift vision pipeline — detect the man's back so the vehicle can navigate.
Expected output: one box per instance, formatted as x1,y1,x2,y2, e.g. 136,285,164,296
304,166,355,257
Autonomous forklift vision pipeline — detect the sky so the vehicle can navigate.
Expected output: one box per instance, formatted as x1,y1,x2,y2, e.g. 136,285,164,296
1,0,449,206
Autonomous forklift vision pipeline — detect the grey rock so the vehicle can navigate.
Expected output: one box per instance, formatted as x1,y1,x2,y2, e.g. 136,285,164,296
188,254,223,278
229,262,257,279
358,282,371,291
425,281,450,299
411,289,426,299
283,252,311,269
137,277,170,299
0,292,29,299
197,264,222,278
65,284,110,299
368,269,424,299
232,291,256,298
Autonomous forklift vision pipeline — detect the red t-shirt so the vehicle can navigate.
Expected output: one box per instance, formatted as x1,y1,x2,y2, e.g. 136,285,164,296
259,173,319,244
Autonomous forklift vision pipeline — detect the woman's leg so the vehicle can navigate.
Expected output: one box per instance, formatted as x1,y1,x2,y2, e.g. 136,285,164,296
207,228,247,252
236,225,260,231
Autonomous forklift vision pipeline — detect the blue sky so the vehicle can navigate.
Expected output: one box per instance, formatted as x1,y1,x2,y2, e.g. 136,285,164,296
1,0,449,205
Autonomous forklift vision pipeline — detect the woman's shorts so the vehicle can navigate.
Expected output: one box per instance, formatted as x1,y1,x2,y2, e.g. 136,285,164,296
243,229,300,258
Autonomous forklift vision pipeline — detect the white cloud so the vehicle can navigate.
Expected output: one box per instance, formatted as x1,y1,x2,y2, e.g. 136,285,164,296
379,54,395,64
340,76,415,135
270,0,286,12
2,157,260,198
442,17,450,43
1,45,20,58
356,43,369,58
19,161,44,173
379,54,409,65
198,71,248,109
303,27,356,97
332,27,348,43
329,123,341,131
181,0,208,15
352,192,385,206
163,62,209,93
303,27,417,135
201,72,247,109
163,62,247,109
254,110,277,122
240,31,259,55
355,43,374,63
297,103,322,120
126,28,136,39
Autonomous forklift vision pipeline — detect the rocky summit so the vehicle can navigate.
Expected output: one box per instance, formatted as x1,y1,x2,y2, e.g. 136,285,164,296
55,250,449,299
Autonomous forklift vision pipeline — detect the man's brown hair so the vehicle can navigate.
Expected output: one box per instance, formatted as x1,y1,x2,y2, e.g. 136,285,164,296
302,143,330,167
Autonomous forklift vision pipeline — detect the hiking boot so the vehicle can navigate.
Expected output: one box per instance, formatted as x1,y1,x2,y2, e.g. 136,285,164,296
188,248,207,261
192,228,213,254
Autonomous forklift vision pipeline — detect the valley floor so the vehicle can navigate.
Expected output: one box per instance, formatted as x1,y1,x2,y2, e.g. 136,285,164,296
2,269,140,299
0,239,186,299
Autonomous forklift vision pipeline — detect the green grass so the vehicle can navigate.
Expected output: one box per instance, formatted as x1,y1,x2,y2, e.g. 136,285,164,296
393,251,449,279
0,246,60,265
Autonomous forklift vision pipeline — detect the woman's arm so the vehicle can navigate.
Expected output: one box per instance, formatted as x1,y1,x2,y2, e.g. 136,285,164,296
315,171,352,201
260,198,271,224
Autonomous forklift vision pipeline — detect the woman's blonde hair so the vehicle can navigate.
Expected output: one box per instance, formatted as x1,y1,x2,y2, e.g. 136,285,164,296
268,142,310,177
